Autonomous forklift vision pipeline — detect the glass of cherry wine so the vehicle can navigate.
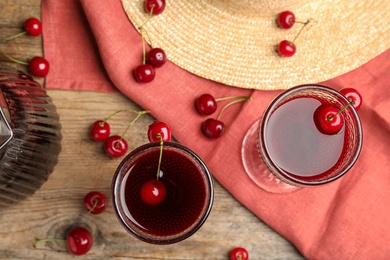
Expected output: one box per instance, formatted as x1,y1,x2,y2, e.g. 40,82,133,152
241,84,363,193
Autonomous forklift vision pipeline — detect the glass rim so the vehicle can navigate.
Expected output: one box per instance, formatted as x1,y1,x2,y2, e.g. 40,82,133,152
259,84,363,186
111,141,214,244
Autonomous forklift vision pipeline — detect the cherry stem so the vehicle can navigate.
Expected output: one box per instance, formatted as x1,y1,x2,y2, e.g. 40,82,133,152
86,199,98,215
327,100,356,121
141,31,146,64
33,238,65,247
156,133,163,180
292,19,313,43
216,96,253,121
101,109,149,125
215,95,250,102
3,31,27,42
138,4,155,29
116,110,150,147
0,48,29,65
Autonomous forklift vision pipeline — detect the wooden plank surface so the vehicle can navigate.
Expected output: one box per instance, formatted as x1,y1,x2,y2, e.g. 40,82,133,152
0,1,305,259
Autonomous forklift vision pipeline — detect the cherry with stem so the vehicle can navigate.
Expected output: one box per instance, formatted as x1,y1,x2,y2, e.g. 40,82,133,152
140,133,167,205
277,19,314,57
2,17,42,42
202,96,253,139
196,94,253,116
0,49,49,77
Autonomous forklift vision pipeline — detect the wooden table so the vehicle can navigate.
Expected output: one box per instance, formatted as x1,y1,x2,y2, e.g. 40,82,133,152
0,1,305,259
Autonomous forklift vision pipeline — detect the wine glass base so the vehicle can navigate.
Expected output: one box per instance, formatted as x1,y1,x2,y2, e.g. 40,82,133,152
241,119,301,194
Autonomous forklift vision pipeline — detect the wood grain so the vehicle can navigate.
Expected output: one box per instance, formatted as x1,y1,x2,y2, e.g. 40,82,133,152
0,1,305,259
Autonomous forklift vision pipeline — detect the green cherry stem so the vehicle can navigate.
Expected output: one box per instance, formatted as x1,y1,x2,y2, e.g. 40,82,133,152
3,32,27,42
33,238,65,247
0,48,29,65
327,100,356,121
117,110,150,146
138,4,155,29
216,96,253,121
86,199,98,215
215,95,252,102
101,109,149,126
156,133,163,180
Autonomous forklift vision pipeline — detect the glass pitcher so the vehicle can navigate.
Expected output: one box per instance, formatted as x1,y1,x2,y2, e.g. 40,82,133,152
0,66,62,207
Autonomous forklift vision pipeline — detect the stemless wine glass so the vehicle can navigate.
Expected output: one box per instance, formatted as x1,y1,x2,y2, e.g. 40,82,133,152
112,141,214,244
241,85,362,193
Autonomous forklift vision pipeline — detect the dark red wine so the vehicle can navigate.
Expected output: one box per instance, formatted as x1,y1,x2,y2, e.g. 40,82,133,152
264,97,345,180
113,142,213,243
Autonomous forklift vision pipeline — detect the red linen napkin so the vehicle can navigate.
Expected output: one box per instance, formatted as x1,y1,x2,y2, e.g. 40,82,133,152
42,0,390,258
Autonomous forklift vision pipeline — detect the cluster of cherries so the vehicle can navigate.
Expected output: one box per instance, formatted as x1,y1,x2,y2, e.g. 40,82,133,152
276,11,312,57
33,191,108,255
1,17,49,77
90,110,151,158
315,88,362,135
133,0,167,83
195,93,253,139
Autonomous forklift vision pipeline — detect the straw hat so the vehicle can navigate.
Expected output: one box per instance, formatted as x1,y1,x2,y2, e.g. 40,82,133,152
121,0,390,90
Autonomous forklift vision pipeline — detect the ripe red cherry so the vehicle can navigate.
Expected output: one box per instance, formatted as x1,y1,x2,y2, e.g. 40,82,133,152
277,11,295,29
140,179,167,205
146,48,167,68
104,135,128,157
66,227,93,255
195,94,218,115
29,56,49,77
148,121,172,142
229,247,249,260
278,40,296,57
134,64,156,83
314,105,344,135
340,88,362,111
83,191,108,214
24,17,42,36
144,0,166,15
90,120,110,141
202,118,225,138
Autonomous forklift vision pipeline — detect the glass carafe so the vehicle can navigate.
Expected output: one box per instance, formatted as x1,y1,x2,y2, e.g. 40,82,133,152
0,66,62,207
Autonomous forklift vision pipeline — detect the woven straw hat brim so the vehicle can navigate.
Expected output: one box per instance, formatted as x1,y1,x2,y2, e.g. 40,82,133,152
121,0,390,90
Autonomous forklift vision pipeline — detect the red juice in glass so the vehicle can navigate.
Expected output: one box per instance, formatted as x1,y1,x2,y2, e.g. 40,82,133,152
112,142,214,244
242,85,363,192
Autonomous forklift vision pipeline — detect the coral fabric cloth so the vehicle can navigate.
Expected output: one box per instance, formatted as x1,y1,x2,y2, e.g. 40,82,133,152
42,0,390,258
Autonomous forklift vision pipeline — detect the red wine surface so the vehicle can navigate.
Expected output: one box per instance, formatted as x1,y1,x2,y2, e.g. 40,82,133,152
122,147,208,237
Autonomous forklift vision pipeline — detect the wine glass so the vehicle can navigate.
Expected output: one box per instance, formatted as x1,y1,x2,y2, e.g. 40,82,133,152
241,85,363,193
111,141,214,244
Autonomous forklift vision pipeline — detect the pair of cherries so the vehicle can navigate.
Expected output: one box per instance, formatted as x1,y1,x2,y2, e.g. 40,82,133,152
90,110,150,158
34,191,108,255
276,11,311,57
315,88,362,135
133,0,167,83
1,17,49,77
196,94,253,139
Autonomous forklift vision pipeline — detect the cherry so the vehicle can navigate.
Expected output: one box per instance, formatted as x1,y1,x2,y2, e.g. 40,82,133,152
314,105,344,135
146,48,167,68
144,0,166,15
277,40,296,57
148,121,172,142
29,56,50,77
90,120,110,141
277,11,295,29
229,247,249,260
195,94,218,115
140,179,167,205
66,227,93,255
340,88,362,111
24,17,43,37
83,191,108,215
104,135,128,158
202,118,225,139
134,64,155,83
